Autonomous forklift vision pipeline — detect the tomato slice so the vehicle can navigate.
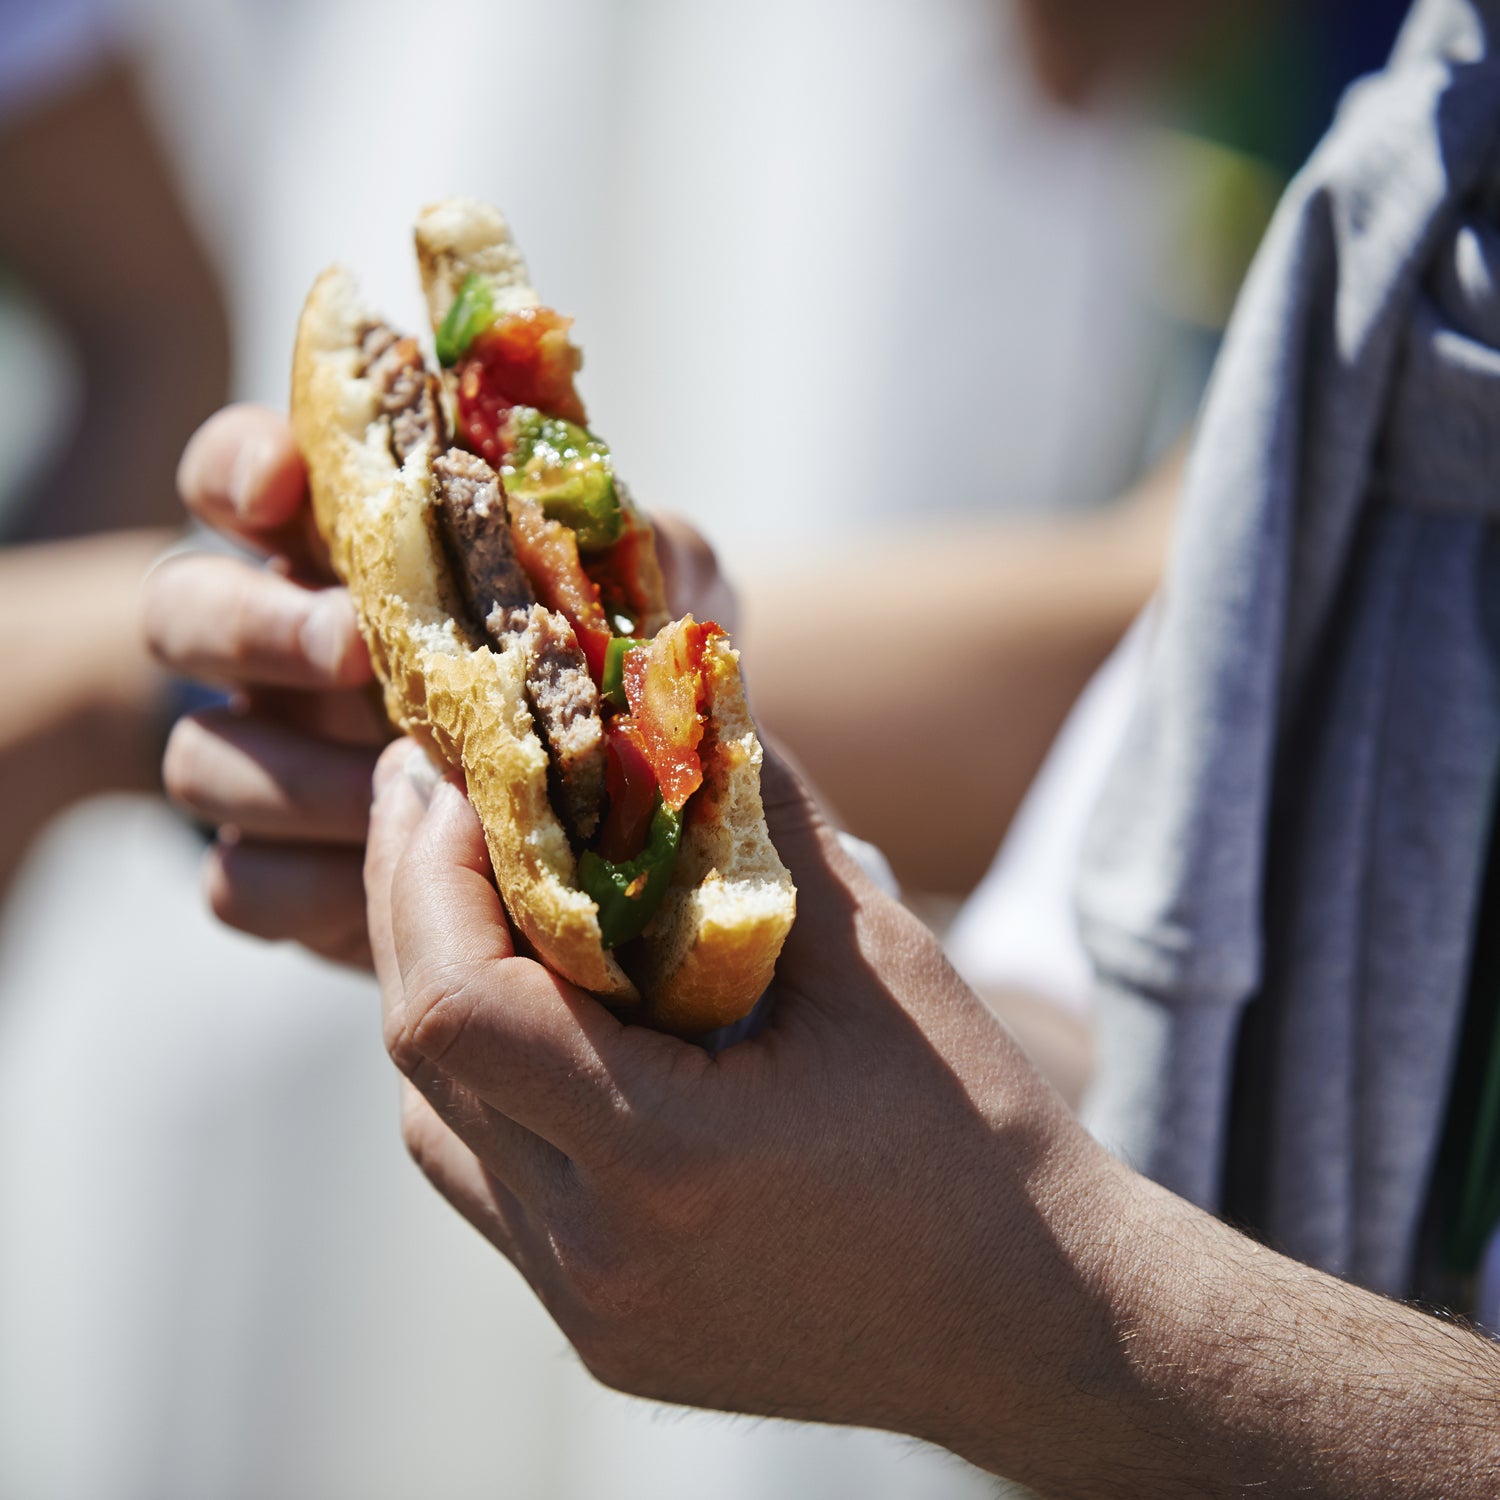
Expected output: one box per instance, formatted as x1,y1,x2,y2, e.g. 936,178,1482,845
623,616,724,811
454,307,587,463
595,720,659,863
507,494,613,681
455,360,514,466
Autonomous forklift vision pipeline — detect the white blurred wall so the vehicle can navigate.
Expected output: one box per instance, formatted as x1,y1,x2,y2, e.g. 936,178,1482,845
140,0,1167,553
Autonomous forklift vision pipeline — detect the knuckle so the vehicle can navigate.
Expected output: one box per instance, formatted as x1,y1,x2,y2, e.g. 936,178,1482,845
223,576,269,672
561,1273,678,1403
140,564,182,663
382,1004,422,1078
383,959,479,1078
550,1217,661,1332
201,844,244,929
162,715,214,815
398,1089,449,1180
572,1331,644,1397
371,738,415,804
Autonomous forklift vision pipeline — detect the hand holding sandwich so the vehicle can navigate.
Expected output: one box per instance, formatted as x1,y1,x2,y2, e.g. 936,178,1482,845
148,203,1500,1495
366,731,1500,1498
146,404,386,967
147,403,739,969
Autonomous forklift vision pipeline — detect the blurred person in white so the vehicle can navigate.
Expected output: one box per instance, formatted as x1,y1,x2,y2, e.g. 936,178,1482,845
4,1,1182,1497
0,11,371,1500
0,0,228,900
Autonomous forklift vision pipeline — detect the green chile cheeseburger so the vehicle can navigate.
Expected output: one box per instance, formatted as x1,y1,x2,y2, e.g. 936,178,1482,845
292,199,795,1034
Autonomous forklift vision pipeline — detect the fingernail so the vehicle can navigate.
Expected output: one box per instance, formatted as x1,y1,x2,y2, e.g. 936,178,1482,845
300,591,352,679
229,434,276,517
405,749,443,807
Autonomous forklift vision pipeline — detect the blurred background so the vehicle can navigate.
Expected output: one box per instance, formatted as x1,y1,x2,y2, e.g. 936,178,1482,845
0,1,1407,1496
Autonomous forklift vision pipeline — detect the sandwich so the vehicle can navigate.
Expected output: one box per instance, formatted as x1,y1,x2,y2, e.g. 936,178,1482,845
291,199,795,1035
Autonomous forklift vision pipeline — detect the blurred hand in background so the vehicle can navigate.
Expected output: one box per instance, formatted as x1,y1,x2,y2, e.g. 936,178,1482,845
0,38,230,895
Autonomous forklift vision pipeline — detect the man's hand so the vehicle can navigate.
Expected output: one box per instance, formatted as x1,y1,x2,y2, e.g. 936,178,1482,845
145,404,739,969
367,736,1500,1496
144,405,385,966
366,731,1118,1475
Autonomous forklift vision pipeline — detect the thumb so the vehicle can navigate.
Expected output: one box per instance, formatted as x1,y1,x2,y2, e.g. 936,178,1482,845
758,738,895,906
366,738,449,1002
756,740,914,1006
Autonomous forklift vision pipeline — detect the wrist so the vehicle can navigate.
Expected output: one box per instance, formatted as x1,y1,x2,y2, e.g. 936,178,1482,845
1052,1168,1500,1497
904,1108,1147,1488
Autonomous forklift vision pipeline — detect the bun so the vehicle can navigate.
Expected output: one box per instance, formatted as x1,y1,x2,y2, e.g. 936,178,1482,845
291,211,795,1032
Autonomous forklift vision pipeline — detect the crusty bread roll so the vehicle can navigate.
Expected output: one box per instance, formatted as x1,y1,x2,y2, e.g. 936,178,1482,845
291,207,795,1033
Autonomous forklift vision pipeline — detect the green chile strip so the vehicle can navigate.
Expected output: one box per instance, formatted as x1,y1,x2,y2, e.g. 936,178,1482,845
601,636,644,710
578,801,683,949
436,273,496,366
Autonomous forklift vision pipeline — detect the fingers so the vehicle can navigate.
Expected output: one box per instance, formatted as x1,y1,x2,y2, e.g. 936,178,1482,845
145,552,371,691
163,708,380,844
752,741,913,1008
366,750,600,1194
176,404,327,572
397,1083,533,1265
757,740,860,891
401,1059,573,1207
381,777,650,1159
367,739,445,997
204,839,371,967
247,684,391,748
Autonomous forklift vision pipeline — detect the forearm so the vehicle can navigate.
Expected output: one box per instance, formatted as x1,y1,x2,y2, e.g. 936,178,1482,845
0,531,172,893
741,449,1180,892
943,1151,1500,1497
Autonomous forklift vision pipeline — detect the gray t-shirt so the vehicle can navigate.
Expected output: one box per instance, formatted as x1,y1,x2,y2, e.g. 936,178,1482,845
1077,0,1500,1303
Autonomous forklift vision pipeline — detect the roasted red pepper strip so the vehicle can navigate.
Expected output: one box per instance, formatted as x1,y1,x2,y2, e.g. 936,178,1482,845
596,719,659,863
623,616,724,812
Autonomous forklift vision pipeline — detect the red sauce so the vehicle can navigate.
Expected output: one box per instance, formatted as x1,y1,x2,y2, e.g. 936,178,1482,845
455,307,587,463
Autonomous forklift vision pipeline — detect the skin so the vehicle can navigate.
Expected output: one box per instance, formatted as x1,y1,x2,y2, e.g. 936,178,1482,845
365,741,1500,1497
743,447,1179,893
0,60,230,541
149,406,1094,1082
0,57,229,897
0,531,171,902
153,409,1500,1494
146,406,735,971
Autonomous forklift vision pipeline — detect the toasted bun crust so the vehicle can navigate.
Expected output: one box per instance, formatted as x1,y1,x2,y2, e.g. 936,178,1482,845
292,214,795,1032
293,267,636,1002
414,198,672,635
635,638,798,1033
